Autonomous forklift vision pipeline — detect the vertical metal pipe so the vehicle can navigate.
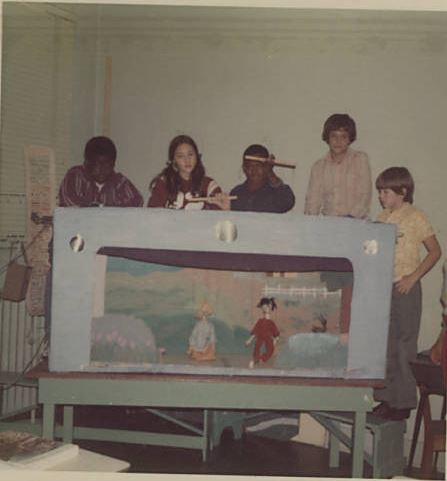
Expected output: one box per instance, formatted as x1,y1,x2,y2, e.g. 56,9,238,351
29,315,36,407
6,300,12,412
12,300,19,410
0,298,4,373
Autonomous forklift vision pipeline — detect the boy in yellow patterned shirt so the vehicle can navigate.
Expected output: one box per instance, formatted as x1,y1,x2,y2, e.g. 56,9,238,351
373,167,441,420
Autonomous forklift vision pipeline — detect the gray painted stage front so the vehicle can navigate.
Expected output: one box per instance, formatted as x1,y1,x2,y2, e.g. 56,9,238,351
49,207,395,379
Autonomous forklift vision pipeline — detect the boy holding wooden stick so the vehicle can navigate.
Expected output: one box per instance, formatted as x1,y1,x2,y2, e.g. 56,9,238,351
229,144,295,213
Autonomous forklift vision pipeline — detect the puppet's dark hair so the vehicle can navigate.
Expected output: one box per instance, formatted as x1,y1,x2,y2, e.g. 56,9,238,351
149,134,205,202
257,297,277,310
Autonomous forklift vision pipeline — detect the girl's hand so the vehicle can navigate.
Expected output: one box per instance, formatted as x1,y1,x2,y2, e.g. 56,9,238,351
395,274,418,294
207,192,231,210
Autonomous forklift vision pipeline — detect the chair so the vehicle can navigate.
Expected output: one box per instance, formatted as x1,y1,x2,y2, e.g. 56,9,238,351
409,353,446,479
310,411,406,478
418,384,446,479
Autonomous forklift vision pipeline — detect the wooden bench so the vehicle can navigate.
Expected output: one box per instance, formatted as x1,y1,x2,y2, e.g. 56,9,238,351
310,411,405,478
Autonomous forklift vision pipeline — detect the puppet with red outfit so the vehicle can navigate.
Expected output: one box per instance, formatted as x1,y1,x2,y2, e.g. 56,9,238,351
246,297,280,368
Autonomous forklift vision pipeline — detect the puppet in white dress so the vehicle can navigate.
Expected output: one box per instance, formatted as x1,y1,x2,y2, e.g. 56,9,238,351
188,302,216,361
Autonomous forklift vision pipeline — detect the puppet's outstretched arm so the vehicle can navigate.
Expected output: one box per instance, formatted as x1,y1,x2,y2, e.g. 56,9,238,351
245,335,255,346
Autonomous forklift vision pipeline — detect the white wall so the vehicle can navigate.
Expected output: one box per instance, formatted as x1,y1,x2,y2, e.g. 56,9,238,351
89,5,447,349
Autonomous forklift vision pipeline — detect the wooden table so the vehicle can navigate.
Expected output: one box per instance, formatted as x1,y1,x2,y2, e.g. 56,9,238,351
27,362,379,478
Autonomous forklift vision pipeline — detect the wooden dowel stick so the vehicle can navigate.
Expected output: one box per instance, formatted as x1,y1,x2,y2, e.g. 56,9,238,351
244,155,296,169
103,56,112,136
188,195,238,202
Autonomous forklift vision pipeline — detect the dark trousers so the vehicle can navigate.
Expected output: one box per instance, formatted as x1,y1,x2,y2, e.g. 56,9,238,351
375,281,422,409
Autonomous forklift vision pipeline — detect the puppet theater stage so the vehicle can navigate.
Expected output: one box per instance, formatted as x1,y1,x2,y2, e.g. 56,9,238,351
17,207,410,477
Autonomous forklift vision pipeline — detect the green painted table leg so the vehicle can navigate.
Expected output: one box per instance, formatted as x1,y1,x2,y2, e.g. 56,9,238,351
329,429,340,468
202,409,209,462
352,410,366,477
63,405,74,443
42,403,55,440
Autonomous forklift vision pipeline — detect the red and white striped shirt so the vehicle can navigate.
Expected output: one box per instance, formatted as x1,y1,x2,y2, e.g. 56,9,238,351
58,165,143,207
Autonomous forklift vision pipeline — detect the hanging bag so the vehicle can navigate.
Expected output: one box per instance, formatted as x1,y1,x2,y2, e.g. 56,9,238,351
1,242,31,302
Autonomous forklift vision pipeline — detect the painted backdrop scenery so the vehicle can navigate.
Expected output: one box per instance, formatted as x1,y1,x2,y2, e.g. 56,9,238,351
90,257,348,375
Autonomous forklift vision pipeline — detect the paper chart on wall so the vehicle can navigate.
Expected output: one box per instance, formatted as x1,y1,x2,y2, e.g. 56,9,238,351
24,145,56,316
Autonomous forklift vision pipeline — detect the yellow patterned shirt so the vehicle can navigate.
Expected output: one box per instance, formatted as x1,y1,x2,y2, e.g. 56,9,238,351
377,203,435,282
